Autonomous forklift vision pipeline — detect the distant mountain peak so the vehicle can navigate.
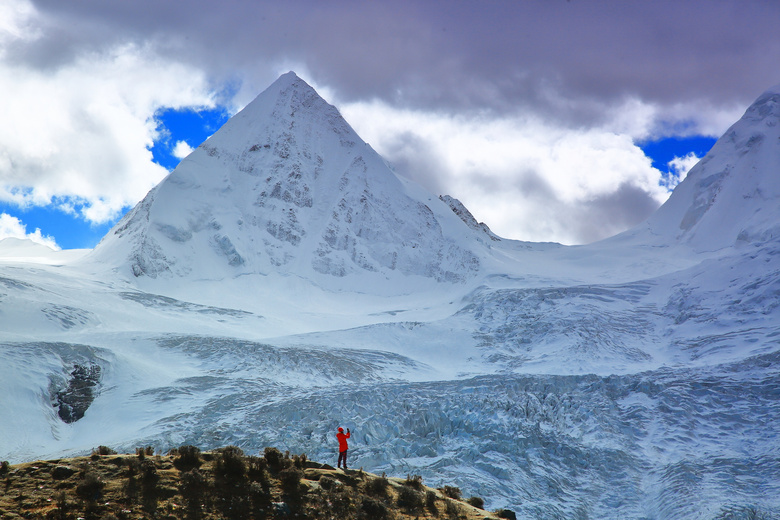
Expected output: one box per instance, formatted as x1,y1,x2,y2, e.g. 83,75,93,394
90,73,483,289
642,86,780,251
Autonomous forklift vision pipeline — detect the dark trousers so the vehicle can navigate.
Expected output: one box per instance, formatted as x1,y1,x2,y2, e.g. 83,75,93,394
338,450,348,469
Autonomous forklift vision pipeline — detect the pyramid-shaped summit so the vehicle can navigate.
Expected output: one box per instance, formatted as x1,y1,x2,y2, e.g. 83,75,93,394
91,72,482,286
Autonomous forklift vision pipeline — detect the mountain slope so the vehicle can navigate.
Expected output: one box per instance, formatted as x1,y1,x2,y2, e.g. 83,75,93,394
89,72,484,292
636,85,780,251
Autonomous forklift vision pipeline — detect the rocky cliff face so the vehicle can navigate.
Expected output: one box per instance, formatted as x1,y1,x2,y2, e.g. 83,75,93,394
53,363,101,423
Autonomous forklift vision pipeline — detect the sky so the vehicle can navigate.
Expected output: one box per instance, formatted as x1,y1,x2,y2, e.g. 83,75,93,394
1,0,779,250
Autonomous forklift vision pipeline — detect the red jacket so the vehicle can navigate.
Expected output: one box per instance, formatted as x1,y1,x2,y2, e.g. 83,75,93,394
337,431,350,451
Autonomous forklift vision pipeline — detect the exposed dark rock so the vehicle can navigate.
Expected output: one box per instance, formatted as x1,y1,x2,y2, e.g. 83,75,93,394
54,363,101,423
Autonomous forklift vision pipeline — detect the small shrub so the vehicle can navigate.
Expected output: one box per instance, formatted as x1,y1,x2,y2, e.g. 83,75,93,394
0,461,8,475
446,499,464,520
93,445,117,456
279,466,304,495
263,447,284,472
215,445,246,479
426,489,439,515
404,473,424,490
140,459,158,484
213,448,251,518
360,496,390,520
124,462,139,504
397,485,424,513
55,490,69,513
125,456,140,476
365,473,389,497
180,468,207,493
180,468,208,515
293,452,308,469
466,496,485,509
173,445,202,470
496,509,517,520
136,446,154,459
441,485,462,500
249,481,272,516
246,455,269,486
318,485,357,518
76,471,104,500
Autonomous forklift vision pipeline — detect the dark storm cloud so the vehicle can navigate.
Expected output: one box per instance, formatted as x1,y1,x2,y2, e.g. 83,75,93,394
379,131,448,195
570,183,661,244
29,0,780,119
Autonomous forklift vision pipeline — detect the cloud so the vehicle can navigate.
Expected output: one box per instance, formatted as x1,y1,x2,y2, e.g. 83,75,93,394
0,4,217,224
4,0,778,247
342,99,672,244
172,140,194,159
664,152,701,190
27,0,780,118
0,0,39,47
0,212,59,249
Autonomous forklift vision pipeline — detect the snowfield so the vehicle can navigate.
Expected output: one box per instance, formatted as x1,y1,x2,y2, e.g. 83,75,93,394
1,74,779,519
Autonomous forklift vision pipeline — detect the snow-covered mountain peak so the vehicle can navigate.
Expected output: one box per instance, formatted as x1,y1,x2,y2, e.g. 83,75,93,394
88,72,483,291
202,71,353,159
643,86,780,251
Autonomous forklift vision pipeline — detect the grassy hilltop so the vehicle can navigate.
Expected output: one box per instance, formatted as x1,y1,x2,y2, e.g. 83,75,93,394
0,446,517,520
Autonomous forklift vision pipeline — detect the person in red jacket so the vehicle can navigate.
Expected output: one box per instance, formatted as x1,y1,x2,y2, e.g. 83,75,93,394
337,427,351,469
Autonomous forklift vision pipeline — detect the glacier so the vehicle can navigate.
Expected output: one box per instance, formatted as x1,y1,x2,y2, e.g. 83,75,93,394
1,73,779,519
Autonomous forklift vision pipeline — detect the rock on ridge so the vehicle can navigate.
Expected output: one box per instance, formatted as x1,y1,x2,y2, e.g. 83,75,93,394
440,195,501,242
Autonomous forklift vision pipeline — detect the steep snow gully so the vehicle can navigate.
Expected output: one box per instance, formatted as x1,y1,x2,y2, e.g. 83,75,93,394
1,74,779,519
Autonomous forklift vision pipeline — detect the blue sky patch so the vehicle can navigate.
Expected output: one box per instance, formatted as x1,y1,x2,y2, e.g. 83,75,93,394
639,135,717,172
150,106,231,170
0,202,115,250
0,106,232,250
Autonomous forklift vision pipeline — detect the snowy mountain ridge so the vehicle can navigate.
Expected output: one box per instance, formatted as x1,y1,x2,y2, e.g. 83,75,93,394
1,74,779,519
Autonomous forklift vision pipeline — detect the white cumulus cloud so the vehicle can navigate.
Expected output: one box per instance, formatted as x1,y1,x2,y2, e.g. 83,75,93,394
172,140,195,159
0,213,59,249
342,99,672,244
663,152,701,190
0,2,217,225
